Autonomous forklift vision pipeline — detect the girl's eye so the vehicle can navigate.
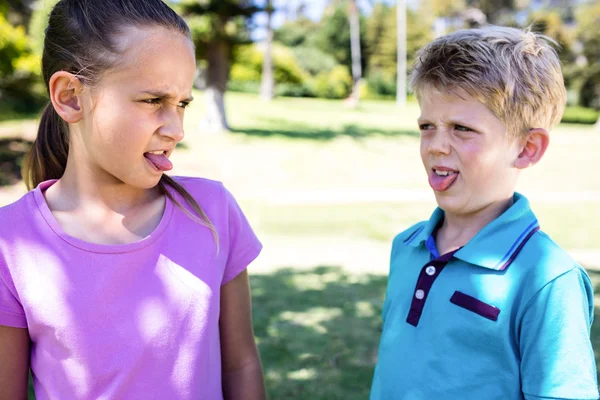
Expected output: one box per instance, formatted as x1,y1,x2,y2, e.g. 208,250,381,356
455,125,473,132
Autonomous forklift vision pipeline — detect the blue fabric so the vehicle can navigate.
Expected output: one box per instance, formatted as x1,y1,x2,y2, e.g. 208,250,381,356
370,193,599,400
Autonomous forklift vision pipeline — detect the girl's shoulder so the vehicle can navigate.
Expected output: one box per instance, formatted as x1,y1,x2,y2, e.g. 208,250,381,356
172,176,224,192
169,175,243,213
170,176,228,203
0,190,36,232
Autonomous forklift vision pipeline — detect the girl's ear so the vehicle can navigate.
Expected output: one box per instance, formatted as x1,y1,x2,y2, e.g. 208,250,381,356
49,71,85,124
514,128,549,170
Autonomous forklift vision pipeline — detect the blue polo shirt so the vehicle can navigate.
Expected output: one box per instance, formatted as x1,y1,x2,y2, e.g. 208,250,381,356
370,193,598,400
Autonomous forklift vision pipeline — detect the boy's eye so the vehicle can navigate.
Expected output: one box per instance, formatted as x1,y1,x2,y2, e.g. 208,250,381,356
177,101,191,109
455,124,473,132
141,98,161,105
419,124,433,130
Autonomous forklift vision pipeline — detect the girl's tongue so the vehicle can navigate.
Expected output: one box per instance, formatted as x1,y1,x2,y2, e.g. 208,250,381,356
144,152,173,171
429,170,458,192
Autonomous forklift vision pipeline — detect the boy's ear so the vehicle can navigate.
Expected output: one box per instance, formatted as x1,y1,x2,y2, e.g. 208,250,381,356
514,128,549,170
49,71,85,124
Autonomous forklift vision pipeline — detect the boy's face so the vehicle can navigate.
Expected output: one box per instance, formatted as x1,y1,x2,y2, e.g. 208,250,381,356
418,88,523,219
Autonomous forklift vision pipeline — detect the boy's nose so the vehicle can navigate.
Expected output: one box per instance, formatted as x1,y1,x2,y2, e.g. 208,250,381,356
427,131,451,155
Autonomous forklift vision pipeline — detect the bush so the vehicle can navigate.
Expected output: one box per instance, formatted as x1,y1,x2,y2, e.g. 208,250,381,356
275,83,315,98
228,80,260,94
231,44,307,86
290,46,337,76
561,106,599,125
312,65,353,99
0,13,45,115
365,71,396,99
230,63,260,83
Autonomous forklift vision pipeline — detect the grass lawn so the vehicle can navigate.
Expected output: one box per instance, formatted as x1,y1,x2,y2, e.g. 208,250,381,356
3,92,599,397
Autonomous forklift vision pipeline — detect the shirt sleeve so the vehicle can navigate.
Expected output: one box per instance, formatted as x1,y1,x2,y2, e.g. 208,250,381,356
520,267,599,400
221,187,262,285
0,261,27,328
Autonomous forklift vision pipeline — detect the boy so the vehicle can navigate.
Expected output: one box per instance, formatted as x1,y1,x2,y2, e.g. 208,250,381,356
370,26,598,399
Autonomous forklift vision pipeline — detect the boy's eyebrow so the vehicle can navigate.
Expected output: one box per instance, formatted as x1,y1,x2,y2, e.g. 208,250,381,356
139,90,194,102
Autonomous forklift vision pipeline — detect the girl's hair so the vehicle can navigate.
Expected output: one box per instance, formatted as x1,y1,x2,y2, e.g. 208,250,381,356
23,0,217,241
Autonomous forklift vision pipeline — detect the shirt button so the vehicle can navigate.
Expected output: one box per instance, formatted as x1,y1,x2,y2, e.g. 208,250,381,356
426,266,436,276
415,289,425,300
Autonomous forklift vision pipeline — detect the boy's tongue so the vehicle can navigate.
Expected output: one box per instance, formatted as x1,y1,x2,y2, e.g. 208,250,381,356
144,152,173,171
429,171,458,192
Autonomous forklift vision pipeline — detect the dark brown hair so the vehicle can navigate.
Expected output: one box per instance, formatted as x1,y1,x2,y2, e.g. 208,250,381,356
23,0,216,239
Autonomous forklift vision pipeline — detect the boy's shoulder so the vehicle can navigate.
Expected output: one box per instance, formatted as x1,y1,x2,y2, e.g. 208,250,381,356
390,221,429,254
392,221,428,245
518,228,587,285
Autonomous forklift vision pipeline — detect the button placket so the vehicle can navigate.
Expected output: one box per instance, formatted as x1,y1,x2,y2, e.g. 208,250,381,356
406,248,460,327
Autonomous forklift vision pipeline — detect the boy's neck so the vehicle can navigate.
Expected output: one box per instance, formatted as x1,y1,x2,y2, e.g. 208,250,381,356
435,195,515,256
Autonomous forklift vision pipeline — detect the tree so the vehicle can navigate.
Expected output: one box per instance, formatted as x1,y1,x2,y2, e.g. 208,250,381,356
180,0,260,133
2,0,36,27
574,0,600,129
396,0,406,106
347,0,362,105
260,0,274,101
364,3,432,98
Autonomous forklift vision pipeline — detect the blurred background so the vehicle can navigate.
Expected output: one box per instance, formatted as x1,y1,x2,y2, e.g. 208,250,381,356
1,0,599,398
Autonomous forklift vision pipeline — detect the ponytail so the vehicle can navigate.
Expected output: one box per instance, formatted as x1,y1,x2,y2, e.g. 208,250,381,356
22,102,69,190
159,175,219,249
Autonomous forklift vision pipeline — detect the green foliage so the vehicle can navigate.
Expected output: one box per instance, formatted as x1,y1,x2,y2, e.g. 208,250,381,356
528,10,577,85
178,0,257,62
364,4,432,97
364,71,396,99
228,80,260,94
29,0,60,56
231,44,306,85
574,1,600,109
275,83,315,98
274,17,319,47
290,46,337,77
312,65,353,99
0,12,43,114
561,106,599,124
311,5,367,74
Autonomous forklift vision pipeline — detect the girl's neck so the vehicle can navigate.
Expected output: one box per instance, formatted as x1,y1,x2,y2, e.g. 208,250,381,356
436,195,514,256
46,161,160,215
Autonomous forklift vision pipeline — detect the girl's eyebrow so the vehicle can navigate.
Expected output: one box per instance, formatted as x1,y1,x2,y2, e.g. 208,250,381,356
139,90,194,102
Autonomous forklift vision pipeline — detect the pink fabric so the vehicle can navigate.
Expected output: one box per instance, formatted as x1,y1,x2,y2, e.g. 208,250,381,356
0,177,261,399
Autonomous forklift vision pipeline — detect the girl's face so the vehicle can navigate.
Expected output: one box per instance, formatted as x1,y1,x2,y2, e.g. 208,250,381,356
75,26,196,189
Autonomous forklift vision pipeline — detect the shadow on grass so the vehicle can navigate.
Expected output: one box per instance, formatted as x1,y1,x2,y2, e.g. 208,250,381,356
0,137,31,187
251,266,386,400
231,120,418,141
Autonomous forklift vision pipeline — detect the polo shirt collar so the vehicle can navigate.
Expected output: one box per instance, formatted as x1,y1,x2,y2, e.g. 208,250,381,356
404,193,539,271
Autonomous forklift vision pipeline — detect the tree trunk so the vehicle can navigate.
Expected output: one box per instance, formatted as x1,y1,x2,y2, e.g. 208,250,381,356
396,0,407,107
260,0,275,101
348,0,362,107
203,38,230,133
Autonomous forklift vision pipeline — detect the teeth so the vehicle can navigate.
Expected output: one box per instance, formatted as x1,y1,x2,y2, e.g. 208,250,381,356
434,169,455,176
148,151,164,155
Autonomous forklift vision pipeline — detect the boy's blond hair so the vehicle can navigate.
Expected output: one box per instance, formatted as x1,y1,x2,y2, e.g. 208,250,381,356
410,26,567,139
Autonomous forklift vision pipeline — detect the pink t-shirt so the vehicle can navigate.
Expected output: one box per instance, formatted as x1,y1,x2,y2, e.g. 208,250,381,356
0,177,262,399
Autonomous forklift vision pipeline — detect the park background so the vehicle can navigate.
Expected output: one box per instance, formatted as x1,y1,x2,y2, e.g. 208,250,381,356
1,0,600,398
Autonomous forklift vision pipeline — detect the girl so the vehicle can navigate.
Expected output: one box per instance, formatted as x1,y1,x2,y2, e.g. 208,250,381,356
0,1,265,399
